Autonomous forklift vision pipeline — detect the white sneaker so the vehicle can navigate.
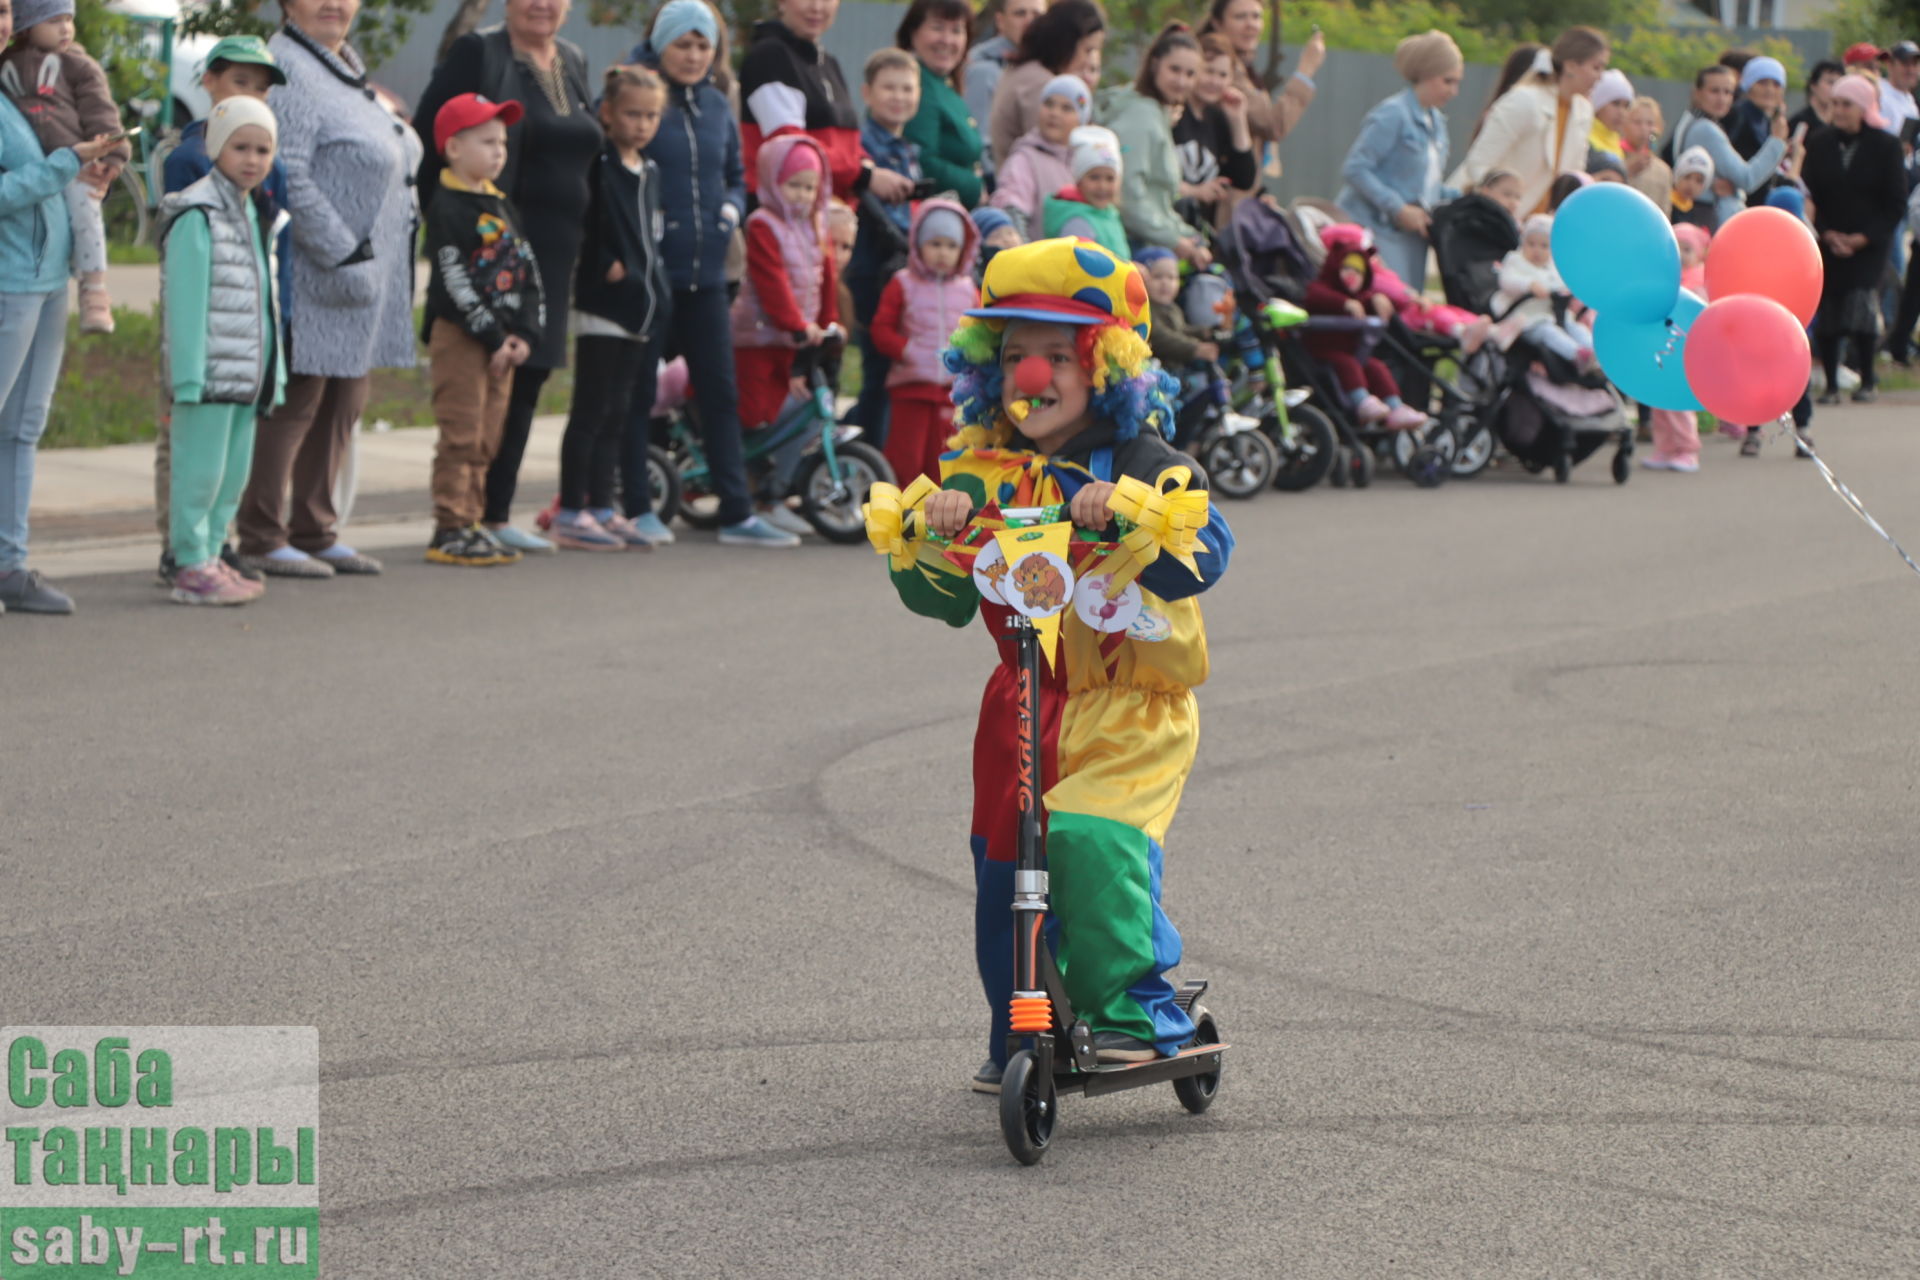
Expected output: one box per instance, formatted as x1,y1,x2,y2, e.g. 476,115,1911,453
759,503,813,537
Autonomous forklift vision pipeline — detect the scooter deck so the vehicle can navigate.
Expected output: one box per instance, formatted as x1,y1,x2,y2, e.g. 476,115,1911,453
1053,1040,1229,1098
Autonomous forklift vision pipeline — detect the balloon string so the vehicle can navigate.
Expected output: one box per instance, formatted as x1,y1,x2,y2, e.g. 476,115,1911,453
1779,415,1920,582
1650,319,1682,371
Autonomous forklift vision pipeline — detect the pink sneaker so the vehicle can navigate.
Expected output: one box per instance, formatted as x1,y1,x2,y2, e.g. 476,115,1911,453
212,559,265,599
599,513,656,550
549,510,622,551
1384,404,1430,431
1353,395,1389,424
170,562,254,606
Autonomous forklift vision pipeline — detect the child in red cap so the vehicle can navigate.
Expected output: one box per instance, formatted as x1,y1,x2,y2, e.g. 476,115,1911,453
420,92,545,566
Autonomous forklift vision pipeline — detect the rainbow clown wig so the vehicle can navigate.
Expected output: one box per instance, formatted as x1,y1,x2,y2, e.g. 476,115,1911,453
940,238,1181,449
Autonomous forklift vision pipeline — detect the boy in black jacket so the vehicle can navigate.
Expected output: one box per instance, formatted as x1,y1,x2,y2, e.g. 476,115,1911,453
422,92,545,566
551,65,676,550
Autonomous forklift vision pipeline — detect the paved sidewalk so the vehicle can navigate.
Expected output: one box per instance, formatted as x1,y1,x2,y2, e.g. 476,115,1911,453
28,415,565,578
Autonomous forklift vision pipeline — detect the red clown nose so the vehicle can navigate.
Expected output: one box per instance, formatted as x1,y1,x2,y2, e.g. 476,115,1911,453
1013,355,1052,397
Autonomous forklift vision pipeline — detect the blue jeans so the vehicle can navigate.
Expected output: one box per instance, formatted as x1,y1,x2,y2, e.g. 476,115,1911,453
0,289,68,571
662,286,751,526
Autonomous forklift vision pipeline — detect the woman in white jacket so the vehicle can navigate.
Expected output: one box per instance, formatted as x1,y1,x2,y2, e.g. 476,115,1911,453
1449,27,1611,218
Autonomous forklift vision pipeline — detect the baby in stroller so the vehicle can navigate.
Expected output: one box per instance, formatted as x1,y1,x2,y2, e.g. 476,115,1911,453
1492,214,1601,381
1302,225,1431,431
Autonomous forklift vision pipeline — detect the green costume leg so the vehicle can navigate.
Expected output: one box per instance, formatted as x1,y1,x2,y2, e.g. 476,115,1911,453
1046,809,1194,1054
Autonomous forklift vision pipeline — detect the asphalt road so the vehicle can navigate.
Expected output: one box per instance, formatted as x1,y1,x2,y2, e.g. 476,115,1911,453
6,409,1920,1277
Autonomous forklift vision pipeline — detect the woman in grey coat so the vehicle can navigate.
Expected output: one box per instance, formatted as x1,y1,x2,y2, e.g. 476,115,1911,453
235,0,421,579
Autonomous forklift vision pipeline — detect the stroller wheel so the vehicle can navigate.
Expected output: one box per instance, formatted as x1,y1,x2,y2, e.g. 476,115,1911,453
1329,446,1351,488
1268,404,1338,492
1350,447,1375,489
1553,453,1572,485
1408,445,1448,488
1612,448,1632,485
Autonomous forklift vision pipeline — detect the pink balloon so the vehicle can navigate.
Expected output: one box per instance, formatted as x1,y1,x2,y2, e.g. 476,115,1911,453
1704,207,1824,325
1683,295,1810,425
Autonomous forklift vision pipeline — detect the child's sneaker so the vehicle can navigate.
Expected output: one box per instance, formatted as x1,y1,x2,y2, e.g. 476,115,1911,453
718,515,800,548
219,543,263,582
624,511,675,546
550,509,623,551
170,562,253,606
970,1059,1004,1094
598,513,657,550
758,502,813,537
1353,395,1389,425
1091,1032,1158,1064
489,523,557,554
470,524,522,564
213,559,265,599
1383,404,1429,431
426,527,498,566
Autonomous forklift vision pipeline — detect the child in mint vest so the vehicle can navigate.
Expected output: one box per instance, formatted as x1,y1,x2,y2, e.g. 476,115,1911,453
157,97,286,607
1042,125,1129,260
867,199,979,485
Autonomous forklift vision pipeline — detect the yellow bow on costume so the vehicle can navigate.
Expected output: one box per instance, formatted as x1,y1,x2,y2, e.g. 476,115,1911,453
863,474,940,571
1107,466,1209,585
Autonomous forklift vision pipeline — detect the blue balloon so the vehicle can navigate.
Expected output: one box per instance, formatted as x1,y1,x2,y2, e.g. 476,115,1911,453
1593,290,1704,411
1552,184,1681,324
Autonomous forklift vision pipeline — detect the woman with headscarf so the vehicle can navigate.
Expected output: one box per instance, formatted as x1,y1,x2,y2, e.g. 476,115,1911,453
1448,27,1610,217
1335,30,1462,290
412,0,603,553
1801,74,1907,405
235,0,420,580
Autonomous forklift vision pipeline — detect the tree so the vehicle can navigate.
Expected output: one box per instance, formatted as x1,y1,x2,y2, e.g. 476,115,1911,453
178,0,438,68
438,0,495,61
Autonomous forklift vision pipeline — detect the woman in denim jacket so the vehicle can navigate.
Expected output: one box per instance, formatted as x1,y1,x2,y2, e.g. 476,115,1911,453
1335,31,1463,290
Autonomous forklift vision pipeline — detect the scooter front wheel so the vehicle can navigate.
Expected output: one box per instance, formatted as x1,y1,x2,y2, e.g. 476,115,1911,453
1173,1006,1223,1115
999,1050,1056,1166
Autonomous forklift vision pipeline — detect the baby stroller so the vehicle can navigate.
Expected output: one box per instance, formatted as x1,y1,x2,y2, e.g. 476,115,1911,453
1217,197,1467,489
1429,197,1631,484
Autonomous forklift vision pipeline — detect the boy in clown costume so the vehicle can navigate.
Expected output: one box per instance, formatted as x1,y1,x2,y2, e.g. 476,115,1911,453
863,237,1234,1093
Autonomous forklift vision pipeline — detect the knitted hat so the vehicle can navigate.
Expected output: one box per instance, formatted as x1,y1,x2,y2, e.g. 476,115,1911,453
1765,185,1807,220
1039,74,1093,124
1521,213,1552,242
1133,246,1177,268
1585,150,1626,178
1068,125,1121,182
651,0,718,52
1739,56,1786,90
1393,30,1461,84
970,206,1014,239
1672,222,1712,257
1674,145,1714,182
917,206,967,246
777,139,822,184
1590,69,1633,112
12,0,73,32
206,96,278,159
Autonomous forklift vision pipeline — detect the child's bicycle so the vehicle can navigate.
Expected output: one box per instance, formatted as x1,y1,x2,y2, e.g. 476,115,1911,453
1171,360,1279,500
671,326,893,543
906,502,1227,1166
1224,303,1340,492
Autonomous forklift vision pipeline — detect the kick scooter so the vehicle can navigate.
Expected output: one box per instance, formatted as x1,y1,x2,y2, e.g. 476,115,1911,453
910,504,1228,1166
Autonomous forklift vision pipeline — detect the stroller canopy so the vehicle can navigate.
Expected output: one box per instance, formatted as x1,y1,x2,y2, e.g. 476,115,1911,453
1429,192,1521,316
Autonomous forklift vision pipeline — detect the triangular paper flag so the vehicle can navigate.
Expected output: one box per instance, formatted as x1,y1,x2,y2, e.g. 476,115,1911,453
994,521,1075,671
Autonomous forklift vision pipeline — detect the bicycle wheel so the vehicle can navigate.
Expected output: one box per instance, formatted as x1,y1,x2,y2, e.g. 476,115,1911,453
101,168,150,249
1268,403,1337,492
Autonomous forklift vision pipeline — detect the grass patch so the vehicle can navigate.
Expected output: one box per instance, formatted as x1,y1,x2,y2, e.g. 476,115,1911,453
107,242,160,265
43,304,573,449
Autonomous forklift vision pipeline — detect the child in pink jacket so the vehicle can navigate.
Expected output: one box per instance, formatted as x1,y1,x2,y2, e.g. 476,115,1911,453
868,199,979,484
989,74,1088,240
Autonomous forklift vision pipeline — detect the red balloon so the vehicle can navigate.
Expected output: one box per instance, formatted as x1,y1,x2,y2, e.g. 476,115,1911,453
1703,206,1823,325
1684,295,1810,425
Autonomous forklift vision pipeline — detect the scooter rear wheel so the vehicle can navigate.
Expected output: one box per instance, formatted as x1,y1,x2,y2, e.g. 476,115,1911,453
1173,1006,1223,1115
999,1050,1056,1166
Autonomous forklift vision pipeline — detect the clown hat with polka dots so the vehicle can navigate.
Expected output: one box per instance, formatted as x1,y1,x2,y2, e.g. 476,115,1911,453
965,237,1153,340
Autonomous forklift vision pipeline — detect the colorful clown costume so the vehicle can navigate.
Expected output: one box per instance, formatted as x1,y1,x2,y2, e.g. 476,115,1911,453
865,238,1235,1066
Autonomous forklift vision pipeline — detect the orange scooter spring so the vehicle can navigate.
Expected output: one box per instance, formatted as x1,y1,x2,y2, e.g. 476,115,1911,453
1009,996,1053,1033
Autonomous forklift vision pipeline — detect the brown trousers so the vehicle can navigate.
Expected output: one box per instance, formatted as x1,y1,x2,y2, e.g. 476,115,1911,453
236,372,370,556
428,320,512,531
